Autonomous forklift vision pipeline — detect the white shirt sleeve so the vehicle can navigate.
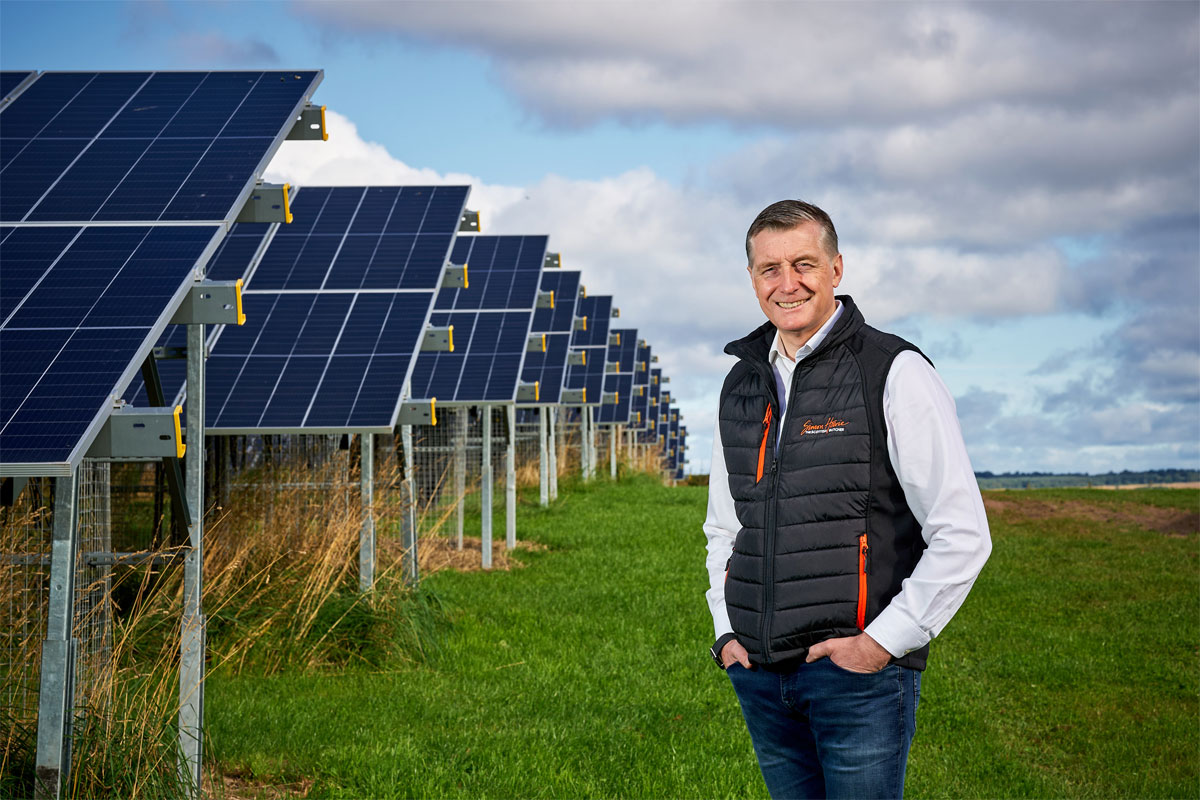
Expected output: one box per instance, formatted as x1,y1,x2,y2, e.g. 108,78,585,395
703,417,738,640
864,351,993,657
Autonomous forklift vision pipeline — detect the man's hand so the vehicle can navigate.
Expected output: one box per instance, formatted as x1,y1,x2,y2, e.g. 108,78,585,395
721,639,752,669
805,632,891,673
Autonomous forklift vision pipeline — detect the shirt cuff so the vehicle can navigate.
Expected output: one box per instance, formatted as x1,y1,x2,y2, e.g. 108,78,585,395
864,604,930,659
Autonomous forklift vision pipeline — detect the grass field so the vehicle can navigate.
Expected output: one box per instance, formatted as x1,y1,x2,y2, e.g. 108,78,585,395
206,478,1199,799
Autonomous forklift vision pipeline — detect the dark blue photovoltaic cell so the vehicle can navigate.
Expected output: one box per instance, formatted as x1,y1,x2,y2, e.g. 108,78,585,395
0,70,320,223
204,290,433,430
248,185,467,291
571,294,612,348
597,373,634,424
519,332,570,405
0,71,36,102
1,224,219,465
7,226,217,329
606,328,639,374
634,343,651,386
203,222,272,281
436,235,548,311
531,270,580,333
0,225,81,321
409,310,533,403
564,345,606,405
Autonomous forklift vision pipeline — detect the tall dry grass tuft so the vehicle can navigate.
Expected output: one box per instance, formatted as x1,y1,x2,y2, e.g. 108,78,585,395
1,454,444,798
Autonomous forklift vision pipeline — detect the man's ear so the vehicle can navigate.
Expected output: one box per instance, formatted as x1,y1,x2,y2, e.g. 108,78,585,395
831,254,844,288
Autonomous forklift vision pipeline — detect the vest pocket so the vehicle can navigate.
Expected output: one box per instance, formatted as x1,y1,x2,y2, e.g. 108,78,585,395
856,533,869,630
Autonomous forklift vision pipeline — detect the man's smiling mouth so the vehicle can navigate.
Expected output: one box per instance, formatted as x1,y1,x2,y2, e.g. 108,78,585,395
776,299,808,309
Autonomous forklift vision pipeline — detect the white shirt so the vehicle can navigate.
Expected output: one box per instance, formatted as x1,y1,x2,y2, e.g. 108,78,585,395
703,302,992,658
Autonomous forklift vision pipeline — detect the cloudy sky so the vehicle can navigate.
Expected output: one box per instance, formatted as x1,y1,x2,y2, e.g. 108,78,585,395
3,0,1197,474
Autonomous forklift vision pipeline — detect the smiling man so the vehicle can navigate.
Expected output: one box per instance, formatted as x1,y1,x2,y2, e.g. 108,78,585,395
703,200,992,799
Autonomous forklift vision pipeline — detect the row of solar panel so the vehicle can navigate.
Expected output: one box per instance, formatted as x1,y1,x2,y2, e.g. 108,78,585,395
0,70,684,473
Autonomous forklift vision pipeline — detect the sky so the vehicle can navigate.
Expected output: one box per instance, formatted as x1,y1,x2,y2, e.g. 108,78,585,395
2,0,1197,475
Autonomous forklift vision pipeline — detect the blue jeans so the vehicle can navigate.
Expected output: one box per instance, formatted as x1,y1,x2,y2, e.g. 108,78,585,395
727,657,921,800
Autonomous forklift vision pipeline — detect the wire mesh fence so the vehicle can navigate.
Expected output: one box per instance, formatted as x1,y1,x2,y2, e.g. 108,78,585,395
1,461,114,735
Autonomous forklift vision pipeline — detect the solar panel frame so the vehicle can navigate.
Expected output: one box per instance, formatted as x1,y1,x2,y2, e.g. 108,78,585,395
564,294,613,406
0,70,323,225
0,70,38,106
2,71,325,473
0,224,225,475
408,234,547,405
597,327,637,425
197,185,471,434
519,269,581,406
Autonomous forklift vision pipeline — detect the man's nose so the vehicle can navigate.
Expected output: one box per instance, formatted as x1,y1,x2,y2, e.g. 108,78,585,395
778,267,800,294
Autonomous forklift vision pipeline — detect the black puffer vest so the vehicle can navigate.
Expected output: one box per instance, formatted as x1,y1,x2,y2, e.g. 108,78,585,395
720,295,931,670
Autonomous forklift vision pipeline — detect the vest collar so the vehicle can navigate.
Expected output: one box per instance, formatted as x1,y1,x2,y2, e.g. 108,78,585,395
724,294,865,365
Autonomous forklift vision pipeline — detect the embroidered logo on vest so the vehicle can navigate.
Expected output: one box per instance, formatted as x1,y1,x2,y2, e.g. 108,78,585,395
799,417,849,435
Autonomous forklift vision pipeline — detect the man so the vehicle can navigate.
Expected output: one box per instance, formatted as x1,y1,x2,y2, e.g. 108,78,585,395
704,200,992,799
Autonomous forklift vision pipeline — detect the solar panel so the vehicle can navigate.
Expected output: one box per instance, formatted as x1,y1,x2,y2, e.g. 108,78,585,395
628,342,652,430
597,327,637,425
196,185,469,433
0,70,321,223
641,367,663,444
409,235,547,404
0,71,37,104
564,294,612,405
0,224,223,471
520,270,581,405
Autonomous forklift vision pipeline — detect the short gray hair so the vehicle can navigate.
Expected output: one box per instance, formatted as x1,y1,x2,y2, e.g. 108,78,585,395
745,200,839,263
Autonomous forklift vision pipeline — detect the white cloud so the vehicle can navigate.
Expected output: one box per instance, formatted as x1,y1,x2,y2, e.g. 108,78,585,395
296,1,1198,127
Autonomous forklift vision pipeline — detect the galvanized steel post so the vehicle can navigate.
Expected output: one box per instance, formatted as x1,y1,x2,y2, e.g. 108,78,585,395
455,409,467,550
34,470,79,800
401,424,418,583
548,406,559,501
359,433,375,592
505,405,516,549
481,405,493,569
179,322,206,797
610,425,618,479
538,406,549,507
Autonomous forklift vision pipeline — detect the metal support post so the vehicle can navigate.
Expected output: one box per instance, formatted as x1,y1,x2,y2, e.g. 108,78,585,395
401,425,418,583
359,433,375,592
548,406,559,501
610,425,618,479
505,405,516,549
481,405,493,569
580,406,591,480
179,323,206,797
538,406,549,507
587,406,597,480
34,470,79,800
455,410,467,550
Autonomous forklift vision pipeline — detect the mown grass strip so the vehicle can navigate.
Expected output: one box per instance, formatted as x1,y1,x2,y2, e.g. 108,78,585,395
207,482,1199,799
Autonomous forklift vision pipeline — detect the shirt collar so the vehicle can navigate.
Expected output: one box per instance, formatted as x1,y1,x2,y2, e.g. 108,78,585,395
769,300,844,365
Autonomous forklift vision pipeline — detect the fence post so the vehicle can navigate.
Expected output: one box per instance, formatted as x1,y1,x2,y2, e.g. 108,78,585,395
481,405,493,569
455,409,467,550
34,471,79,800
580,406,591,480
610,424,618,479
359,433,375,592
538,406,549,507
179,322,206,797
401,425,418,584
548,406,559,501
506,405,517,549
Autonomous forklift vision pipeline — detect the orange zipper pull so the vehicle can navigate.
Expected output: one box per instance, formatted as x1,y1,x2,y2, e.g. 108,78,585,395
756,404,773,482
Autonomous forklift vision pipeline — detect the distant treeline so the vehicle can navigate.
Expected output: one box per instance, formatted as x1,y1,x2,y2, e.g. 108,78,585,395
975,469,1200,489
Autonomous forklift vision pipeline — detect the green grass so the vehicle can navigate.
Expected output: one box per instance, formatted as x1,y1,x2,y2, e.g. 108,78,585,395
206,481,1199,799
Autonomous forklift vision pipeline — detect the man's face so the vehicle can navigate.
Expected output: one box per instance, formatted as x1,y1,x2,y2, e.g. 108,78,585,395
747,221,843,356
